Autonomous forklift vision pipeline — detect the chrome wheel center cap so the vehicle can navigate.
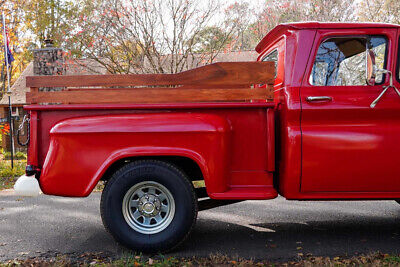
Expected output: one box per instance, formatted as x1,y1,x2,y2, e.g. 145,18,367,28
138,194,161,216
143,203,155,214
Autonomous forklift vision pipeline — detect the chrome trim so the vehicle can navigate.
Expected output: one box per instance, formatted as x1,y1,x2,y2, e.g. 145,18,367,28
306,96,332,102
122,181,175,235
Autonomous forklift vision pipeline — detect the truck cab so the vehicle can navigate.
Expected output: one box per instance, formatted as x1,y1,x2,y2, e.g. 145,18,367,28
256,22,400,200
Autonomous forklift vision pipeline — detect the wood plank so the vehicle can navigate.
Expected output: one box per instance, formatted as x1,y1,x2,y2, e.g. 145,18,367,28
26,87,273,104
64,85,253,91
26,62,275,88
29,87,39,104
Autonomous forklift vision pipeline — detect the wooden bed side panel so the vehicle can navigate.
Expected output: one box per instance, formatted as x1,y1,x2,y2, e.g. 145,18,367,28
26,87,273,104
26,62,275,88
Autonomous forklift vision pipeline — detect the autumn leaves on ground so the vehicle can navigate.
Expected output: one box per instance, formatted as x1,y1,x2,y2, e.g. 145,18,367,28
1,252,400,266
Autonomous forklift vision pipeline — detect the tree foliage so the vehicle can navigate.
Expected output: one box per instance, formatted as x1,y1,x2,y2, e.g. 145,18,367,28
191,26,233,53
68,0,238,74
0,0,27,96
23,0,80,48
358,0,400,24
2,0,400,79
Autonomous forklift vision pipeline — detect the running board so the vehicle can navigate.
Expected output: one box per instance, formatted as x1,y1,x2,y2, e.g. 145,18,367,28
208,186,278,200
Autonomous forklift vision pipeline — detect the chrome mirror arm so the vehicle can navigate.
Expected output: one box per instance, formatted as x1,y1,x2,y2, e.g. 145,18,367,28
370,87,389,108
370,69,400,108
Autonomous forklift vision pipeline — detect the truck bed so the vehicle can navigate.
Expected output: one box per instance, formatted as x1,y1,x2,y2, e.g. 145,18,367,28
24,62,277,199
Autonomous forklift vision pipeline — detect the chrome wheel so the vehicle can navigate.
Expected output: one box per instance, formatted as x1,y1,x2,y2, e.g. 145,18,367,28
122,181,175,234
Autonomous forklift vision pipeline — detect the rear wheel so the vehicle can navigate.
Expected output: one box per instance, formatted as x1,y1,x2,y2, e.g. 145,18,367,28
100,160,197,253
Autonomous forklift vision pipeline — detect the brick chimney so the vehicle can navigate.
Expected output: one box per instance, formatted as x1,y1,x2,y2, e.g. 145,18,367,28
33,39,66,91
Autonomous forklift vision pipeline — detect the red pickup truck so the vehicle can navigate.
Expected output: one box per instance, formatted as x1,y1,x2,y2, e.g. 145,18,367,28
19,22,400,252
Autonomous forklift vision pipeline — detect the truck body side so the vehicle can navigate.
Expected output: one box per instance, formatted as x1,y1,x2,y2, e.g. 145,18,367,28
26,103,277,199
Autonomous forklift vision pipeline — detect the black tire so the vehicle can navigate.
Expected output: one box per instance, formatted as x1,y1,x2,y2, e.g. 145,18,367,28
100,160,198,253
396,200,400,205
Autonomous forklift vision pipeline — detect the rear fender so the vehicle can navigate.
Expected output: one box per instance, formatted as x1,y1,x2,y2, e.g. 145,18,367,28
39,113,231,197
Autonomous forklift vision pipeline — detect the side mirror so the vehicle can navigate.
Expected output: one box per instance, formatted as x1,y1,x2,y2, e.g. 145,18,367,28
366,48,376,86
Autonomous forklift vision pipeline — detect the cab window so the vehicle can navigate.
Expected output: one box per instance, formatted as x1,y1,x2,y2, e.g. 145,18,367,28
262,50,278,78
309,36,387,86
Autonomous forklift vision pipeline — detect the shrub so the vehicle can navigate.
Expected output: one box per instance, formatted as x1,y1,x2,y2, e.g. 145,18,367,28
0,160,26,178
2,151,26,160
15,151,27,159
0,160,26,190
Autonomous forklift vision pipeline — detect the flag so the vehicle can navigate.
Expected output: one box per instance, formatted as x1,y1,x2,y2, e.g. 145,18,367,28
4,27,14,66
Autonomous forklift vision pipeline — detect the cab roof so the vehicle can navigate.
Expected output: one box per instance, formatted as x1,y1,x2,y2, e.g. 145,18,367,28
255,21,400,53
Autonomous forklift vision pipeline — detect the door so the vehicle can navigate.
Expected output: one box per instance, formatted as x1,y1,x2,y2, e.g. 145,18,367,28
300,28,400,193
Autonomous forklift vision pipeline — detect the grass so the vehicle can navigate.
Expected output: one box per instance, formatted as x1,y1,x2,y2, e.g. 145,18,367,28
1,252,400,266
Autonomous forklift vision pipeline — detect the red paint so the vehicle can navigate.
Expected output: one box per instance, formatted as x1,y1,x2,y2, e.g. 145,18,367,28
300,27,400,193
266,109,275,172
26,22,400,201
25,102,275,111
210,186,278,200
27,111,38,167
28,106,275,198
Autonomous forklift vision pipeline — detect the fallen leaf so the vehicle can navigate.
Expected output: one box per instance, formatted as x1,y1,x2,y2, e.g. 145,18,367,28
296,247,302,250
134,261,140,266
231,261,237,264
297,253,303,257
333,257,340,260
135,256,140,259
148,258,153,265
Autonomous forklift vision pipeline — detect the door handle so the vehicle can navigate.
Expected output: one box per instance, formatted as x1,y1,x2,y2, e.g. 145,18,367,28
306,96,332,102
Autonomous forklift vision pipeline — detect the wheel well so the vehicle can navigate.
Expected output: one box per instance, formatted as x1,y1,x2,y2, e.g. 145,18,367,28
100,156,204,183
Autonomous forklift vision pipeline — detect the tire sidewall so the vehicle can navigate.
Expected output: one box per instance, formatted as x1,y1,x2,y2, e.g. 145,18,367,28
102,161,196,252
